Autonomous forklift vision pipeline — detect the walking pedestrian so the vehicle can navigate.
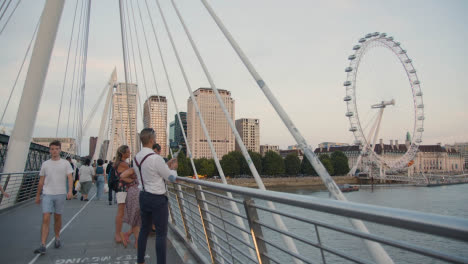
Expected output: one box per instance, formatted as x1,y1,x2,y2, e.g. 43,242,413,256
33,140,73,255
133,128,178,264
94,159,107,200
79,159,94,201
113,145,131,245
107,160,114,205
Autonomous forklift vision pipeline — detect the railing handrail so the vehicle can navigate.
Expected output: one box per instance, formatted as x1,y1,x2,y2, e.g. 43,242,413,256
176,176,468,242
0,171,40,176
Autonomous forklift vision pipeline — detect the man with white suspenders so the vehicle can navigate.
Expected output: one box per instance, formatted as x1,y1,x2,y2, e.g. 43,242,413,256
132,128,178,264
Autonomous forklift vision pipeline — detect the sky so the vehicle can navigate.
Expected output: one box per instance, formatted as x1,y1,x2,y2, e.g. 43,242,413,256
0,0,467,156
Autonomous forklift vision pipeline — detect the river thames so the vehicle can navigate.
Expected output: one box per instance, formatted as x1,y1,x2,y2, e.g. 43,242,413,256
260,183,468,263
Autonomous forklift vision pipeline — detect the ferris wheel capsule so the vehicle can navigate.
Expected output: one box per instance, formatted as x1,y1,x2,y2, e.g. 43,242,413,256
409,69,416,74
345,112,354,117
344,81,352,86
349,127,358,132
348,54,356,60
418,116,425,120
380,33,387,37
345,67,353,72
353,45,361,50
365,33,372,38
417,104,424,108
387,36,394,41
372,32,379,37
417,128,424,132
416,91,423,96
413,80,420,85
405,59,412,63
394,42,401,47
343,95,352,101
359,38,366,43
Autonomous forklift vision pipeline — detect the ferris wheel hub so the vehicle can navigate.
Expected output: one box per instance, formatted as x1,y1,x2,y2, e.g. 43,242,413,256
371,99,395,109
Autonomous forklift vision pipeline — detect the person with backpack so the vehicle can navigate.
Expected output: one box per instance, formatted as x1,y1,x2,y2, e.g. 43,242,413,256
94,159,107,201
120,128,178,264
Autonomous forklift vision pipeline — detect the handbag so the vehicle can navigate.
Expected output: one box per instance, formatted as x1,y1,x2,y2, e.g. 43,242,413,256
75,181,81,192
104,184,109,193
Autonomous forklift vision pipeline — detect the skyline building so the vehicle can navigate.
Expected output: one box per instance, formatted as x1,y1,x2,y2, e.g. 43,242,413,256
174,112,187,151
89,136,97,158
235,118,260,153
445,142,468,169
111,83,138,156
143,95,168,156
169,121,175,144
32,137,76,155
187,88,235,159
260,144,279,156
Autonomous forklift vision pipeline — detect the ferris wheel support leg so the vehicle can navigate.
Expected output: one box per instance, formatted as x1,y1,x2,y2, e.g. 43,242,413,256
1,0,65,209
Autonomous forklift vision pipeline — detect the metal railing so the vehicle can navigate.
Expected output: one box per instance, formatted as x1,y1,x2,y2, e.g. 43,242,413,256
0,171,40,210
168,177,468,264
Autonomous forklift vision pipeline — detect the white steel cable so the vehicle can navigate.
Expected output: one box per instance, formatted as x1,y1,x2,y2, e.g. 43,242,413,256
55,0,79,137
198,0,394,263
0,18,39,127
0,0,21,35
77,0,91,155
159,0,256,259
0,0,12,23
127,0,151,128
129,0,166,150
118,0,134,156
66,0,85,137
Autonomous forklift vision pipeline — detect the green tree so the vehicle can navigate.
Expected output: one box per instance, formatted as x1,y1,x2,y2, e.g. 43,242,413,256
177,151,190,176
248,151,262,176
300,155,317,176
284,153,301,176
331,151,350,176
196,158,216,177
220,154,240,176
319,154,334,176
262,151,285,176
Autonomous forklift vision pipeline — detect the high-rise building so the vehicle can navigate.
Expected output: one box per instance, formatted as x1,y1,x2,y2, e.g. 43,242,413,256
235,118,260,153
187,88,235,159
169,121,175,144
174,112,187,149
99,140,109,160
32,137,76,155
89,137,97,158
260,144,279,156
111,83,138,156
143,95,167,156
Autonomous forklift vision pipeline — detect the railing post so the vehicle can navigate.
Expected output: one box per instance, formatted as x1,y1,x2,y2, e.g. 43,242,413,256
314,225,327,264
173,183,191,241
195,187,217,264
243,197,270,264
167,192,176,225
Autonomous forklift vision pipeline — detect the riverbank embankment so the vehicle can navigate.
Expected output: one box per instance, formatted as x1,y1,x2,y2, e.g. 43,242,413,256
203,175,358,188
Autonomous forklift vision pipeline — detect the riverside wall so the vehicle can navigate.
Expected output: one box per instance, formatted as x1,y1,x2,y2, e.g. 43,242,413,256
203,175,359,188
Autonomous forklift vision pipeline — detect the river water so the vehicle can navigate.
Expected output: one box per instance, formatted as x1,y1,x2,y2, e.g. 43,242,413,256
187,183,468,264
256,183,468,264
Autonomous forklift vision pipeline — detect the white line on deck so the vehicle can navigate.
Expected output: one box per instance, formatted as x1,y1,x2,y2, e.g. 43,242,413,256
28,193,96,264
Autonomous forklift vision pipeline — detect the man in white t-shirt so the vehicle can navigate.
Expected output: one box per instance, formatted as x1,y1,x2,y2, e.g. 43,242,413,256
33,140,73,255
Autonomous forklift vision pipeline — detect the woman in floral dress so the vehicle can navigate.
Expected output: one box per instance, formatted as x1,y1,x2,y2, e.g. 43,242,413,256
121,168,141,248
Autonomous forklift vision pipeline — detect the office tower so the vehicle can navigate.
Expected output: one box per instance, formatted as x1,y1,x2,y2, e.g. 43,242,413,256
174,112,187,150
143,95,167,156
111,83,138,156
187,88,235,159
235,118,260,153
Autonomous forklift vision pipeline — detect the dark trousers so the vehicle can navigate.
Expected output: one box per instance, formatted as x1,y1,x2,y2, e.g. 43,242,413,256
108,184,113,202
137,191,168,264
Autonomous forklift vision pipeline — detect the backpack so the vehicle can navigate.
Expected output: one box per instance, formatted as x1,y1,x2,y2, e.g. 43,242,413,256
108,166,120,192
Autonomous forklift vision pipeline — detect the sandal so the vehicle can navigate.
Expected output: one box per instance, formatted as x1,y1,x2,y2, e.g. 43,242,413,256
120,232,127,248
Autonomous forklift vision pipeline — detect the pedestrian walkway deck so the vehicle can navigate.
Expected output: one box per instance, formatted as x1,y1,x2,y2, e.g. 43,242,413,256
0,188,200,264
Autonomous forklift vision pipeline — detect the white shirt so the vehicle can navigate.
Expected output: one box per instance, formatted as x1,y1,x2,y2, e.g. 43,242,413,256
133,147,177,195
79,165,95,183
39,159,74,195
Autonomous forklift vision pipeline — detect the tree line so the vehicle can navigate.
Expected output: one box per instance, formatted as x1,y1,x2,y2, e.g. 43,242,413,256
173,150,350,177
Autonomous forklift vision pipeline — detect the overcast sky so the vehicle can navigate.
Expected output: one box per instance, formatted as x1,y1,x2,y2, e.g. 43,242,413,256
0,0,467,156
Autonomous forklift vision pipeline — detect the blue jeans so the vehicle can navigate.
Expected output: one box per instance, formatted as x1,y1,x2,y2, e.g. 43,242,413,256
138,191,168,264
96,176,105,200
